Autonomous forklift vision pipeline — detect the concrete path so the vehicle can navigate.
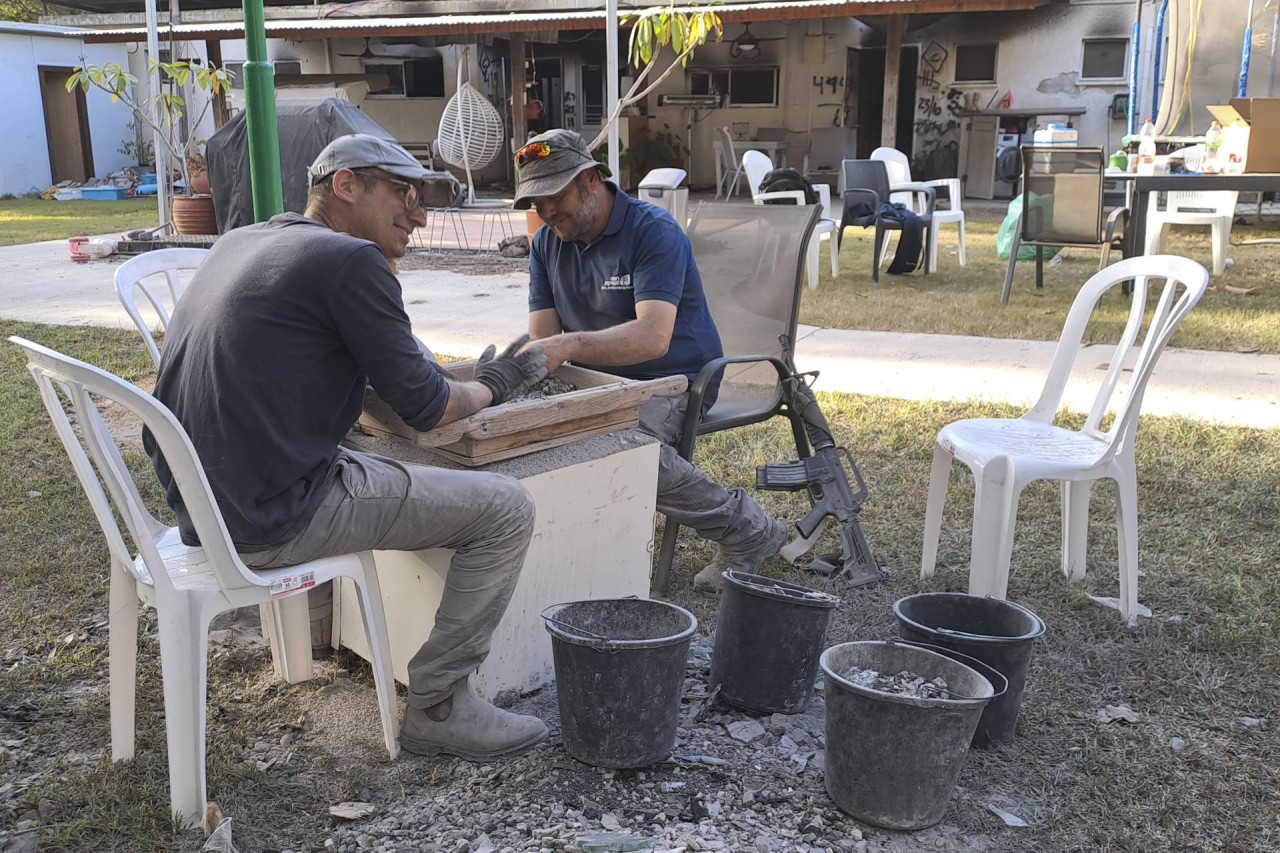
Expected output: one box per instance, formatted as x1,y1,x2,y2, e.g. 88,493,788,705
4,236,1277,429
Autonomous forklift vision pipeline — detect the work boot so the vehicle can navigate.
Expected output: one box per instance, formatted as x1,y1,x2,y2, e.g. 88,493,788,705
399,678,548,761
692,517,790,592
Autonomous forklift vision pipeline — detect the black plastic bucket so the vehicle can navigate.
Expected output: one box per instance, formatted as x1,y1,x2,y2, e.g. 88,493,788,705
709,571,839,714
894,592,1046,747
820,640,996,830
543,598,696,769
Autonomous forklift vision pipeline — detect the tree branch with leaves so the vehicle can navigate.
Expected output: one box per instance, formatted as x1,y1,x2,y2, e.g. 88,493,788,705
587,3,722,151
67,59,234,194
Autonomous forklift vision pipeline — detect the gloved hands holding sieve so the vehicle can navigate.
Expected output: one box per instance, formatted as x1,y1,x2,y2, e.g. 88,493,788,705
474,334,548,406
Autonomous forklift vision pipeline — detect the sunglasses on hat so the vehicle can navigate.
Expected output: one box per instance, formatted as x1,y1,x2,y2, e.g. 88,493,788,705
515,140,578,168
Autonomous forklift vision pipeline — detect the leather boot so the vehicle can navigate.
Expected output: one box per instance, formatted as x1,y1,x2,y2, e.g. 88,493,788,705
693,517,790,592
400,678,548,761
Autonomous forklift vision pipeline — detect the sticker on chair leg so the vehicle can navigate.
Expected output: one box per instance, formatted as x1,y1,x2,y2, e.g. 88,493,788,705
270,571,316,597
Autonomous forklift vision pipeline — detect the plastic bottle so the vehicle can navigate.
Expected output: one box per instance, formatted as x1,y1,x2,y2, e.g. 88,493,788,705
1203,121,1222,174
1137,119,1157,176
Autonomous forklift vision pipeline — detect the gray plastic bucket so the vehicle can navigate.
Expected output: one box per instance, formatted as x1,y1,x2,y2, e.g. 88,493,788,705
820,640,995,830
544,598,696,769
894,593,1045,746
710,571,839,714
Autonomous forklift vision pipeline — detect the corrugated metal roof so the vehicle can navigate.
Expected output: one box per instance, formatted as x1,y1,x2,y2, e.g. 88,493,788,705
0,20,97,38
81,0,1043,43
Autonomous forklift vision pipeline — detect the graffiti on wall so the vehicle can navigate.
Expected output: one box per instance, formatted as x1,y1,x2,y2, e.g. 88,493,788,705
913,40,962,180
813,75,846,126
563,90,577,130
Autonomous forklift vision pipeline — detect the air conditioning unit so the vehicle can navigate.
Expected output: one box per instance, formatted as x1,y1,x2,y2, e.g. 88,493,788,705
658,94,722,108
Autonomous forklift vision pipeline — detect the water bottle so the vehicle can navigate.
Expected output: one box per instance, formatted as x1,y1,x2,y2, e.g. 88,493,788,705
1203,121,1222,174
1137,119,1157,176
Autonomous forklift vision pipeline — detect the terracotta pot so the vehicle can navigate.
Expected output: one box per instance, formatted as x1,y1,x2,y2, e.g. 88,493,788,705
189,169,211,195
172,193,218,235
525,209,546,242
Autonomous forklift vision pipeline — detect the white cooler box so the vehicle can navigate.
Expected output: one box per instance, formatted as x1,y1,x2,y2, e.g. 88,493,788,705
1030,125,1080,174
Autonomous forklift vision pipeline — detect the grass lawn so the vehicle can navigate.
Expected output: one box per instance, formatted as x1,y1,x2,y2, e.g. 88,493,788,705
800,207,1280,354
3,320,1278,850
0,198,160,247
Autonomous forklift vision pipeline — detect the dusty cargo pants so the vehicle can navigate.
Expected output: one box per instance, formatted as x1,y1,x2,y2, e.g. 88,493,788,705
241,447,535,709
639,394,775,548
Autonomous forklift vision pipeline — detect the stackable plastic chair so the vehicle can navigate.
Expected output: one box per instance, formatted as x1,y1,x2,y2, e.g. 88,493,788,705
1144,190,1238,276
11,336,400,827
716,127,744,199
744,150,838,290
838,159,935,282
651,202,821,593
871,146,967,271
113,248,209,366
918,256,1209,622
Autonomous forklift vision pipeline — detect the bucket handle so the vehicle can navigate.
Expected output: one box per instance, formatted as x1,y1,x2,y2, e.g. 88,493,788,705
889,638,1009,702
540,597,641,650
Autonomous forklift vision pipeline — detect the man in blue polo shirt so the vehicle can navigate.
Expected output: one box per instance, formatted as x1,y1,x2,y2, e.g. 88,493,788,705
514,129,789,591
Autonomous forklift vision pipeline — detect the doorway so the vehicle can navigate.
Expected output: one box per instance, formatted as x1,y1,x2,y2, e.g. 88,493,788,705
39,67,94,184
529,57,563,135
845,46,918,160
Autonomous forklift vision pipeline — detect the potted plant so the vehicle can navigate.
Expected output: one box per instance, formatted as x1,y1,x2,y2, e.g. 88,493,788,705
68,58,234,234
617,126,689,189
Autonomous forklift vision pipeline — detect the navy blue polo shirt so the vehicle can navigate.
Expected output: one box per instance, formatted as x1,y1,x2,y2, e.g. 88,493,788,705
528,184,723,395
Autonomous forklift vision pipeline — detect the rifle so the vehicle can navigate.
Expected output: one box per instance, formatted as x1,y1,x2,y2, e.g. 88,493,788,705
755,338,884,586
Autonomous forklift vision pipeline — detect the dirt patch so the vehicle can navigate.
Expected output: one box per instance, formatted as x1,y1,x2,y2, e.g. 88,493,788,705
398,251,529,276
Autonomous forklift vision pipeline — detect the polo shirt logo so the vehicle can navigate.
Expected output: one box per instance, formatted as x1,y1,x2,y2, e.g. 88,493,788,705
601,273,632,291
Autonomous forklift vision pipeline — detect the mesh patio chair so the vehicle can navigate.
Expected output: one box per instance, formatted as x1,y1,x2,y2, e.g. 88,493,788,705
838,159,935,282
651,201,821,593
1001,146,1128,304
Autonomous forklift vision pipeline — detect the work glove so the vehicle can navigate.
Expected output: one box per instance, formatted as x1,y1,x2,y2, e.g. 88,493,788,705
474,334,548,406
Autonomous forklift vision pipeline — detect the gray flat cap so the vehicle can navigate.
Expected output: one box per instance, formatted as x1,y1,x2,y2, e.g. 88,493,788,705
308,134,430,187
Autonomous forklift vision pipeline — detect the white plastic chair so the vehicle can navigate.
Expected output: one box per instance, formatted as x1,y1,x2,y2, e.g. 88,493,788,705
10,336,400,827
114,248,209,366
918,256,1209,622
870,147,966,272
1144,189,1238,276
744,150,839,290
716,127,744,199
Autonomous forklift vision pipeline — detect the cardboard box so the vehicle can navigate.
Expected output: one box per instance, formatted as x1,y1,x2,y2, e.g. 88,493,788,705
1207,98,1280,173
1032,124,1078,146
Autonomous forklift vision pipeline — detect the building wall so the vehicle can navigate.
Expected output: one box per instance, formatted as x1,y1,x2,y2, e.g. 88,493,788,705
0,33,131,196
642,17,859,189
909,2,1133,172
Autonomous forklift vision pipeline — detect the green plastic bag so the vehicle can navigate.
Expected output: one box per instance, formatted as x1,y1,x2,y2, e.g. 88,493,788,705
996,194,1062,261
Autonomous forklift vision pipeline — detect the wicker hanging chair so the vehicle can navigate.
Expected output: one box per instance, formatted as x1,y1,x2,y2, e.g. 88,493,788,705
437,48,505,204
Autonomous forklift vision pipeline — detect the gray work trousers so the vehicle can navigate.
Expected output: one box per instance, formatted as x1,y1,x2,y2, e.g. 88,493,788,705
241,447,535,709
640,394,774,548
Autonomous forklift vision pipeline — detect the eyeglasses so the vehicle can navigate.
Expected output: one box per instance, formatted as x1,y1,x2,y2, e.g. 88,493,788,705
350,170,425,210
515,140,572,168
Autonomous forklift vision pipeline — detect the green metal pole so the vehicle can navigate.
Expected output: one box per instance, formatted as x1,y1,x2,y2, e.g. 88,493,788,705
241,0,283,221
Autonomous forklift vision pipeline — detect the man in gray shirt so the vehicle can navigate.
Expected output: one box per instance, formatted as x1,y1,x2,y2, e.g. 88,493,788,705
146,134,549,761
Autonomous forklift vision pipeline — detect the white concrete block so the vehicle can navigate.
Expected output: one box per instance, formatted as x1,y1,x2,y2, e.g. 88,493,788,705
334,439,659,700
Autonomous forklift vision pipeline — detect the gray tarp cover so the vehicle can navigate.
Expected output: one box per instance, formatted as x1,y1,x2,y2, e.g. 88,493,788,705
206,97,462,233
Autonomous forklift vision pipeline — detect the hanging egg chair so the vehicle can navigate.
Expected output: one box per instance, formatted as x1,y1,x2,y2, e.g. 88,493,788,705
436,47,506,204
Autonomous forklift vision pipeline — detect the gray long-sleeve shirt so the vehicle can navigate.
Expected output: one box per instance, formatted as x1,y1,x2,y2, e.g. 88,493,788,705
144,213,449,550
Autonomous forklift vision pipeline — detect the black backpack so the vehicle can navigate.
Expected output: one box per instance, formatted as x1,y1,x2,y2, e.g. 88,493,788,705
758,167,819,206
